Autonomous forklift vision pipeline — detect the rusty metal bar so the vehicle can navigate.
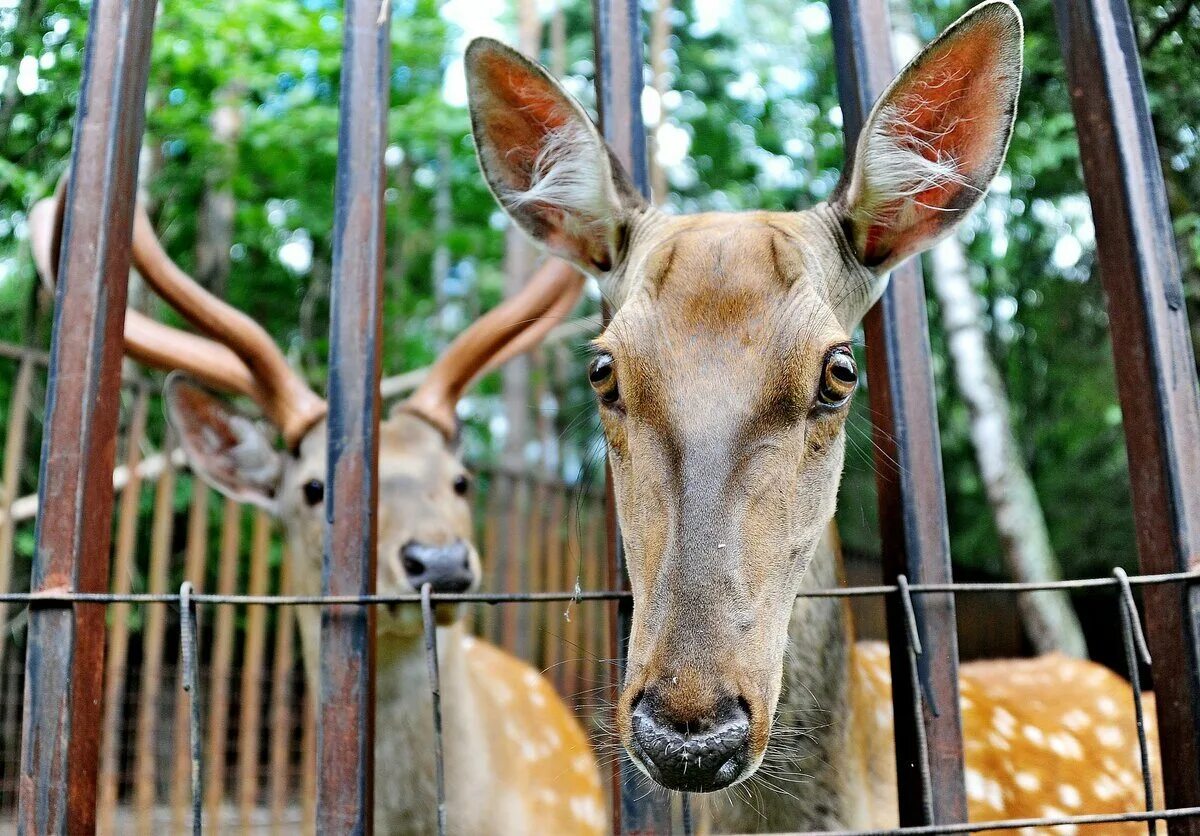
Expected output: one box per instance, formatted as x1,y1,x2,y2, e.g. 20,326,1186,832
171,479,211,831
237,509,271,826
203,498,242,826
269,546,297,832
828,0,967,824
1051,1,1200,830
591,0,677,829
315,0,390,829
97,386,151,834
17,0,157,827
134,427,178,833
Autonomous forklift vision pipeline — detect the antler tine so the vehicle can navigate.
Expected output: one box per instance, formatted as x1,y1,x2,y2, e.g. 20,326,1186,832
128,198,327,448
29,192,263,403
399,258,584,439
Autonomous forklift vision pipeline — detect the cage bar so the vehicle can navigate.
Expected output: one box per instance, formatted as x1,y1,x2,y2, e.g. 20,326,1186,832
1051,1,1200,831
827,0,967,824
16,0,157,828
315,0,391,829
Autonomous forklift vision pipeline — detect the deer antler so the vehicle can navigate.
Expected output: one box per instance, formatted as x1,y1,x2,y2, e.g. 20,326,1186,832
29,179,327,449
399,258,585,439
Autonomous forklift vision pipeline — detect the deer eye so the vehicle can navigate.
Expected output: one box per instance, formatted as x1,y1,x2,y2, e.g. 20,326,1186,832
588,353,620,407
453,474,471,496
301,479,324,506
818,346,857,408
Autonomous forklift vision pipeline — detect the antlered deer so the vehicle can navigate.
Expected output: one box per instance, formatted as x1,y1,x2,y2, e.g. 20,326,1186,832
463,1,1162,830
29,189,604,835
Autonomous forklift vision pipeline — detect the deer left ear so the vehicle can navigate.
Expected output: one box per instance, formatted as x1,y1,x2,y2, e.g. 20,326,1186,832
834,0,1023,272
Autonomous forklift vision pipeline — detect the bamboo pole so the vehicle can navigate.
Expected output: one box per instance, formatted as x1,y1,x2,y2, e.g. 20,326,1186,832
562,496,585,704
170,480,211,831
237,509,271,827
480,471,505,644
97,386,151,834
543,486,566,688
268,547,296,832
501,477,528,654
525,478,546,664
204,498,243,831
135,427,179,833
0,355,35,672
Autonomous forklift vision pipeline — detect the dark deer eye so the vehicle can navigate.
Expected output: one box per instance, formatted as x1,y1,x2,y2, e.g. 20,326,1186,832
453,474,471,496
302,479,324,506
818,346,857,408
588,353,620,406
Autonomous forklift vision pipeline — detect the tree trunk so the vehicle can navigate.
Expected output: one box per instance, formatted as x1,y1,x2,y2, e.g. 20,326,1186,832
649,0,672,205
930,237,1088,657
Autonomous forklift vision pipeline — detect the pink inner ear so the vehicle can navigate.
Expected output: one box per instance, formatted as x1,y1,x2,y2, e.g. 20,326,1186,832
475,52,574,192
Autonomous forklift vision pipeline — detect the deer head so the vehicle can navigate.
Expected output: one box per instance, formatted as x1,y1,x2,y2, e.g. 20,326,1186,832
466,0,1022,792
29,183,583,650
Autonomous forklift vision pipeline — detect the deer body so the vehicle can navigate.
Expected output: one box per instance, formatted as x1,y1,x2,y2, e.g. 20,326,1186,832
465,1,1164,829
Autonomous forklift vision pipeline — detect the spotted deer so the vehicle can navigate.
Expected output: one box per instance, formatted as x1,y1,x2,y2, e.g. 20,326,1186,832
29,189,604,835
464,1,1162,831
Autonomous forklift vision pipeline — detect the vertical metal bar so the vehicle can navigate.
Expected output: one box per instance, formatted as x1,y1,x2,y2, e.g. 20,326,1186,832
178,581,201,836
237,509,271,826
1114,568,1156,832
592,0,676,830
316,0,390,829
1052,2,1200,829
171,480,210,832
204,499,243,828
17,0,156,828
827,0,966,824
98,386,151,834
420,584,447,836
0,355,35,676
135,428,178,834
269,546,297,832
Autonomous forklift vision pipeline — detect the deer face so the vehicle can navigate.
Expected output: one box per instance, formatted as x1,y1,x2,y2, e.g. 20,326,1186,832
466,0,1022,791
166,380,481,638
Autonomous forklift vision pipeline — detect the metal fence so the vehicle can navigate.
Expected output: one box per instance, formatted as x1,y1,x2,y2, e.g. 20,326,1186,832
6,0,1200,834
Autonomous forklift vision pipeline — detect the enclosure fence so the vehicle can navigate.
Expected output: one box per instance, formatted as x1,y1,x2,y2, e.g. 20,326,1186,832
7,0,1200,834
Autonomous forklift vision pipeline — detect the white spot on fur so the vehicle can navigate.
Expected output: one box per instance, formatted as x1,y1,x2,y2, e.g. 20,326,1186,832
1015,772,1040,792
992,706,1017,737
1097,696,1119,717
523,670,541,688
1048,731,1084,759
1093,774,1121,801
1096,724,1123,748
570,794,605,828
572,754,593,774
493,681,513,705
1022,725,1045,747
461,635,476,650
1061,708,1089,731
1058,784,1082,808
965,768,985,801
529,688,546,707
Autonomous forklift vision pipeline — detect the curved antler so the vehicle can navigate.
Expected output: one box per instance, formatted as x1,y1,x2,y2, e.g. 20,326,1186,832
29,178,327,448
399,258,584,439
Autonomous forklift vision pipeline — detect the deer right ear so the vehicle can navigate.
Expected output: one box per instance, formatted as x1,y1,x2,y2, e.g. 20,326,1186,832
165,374,282,512
465,37,646,275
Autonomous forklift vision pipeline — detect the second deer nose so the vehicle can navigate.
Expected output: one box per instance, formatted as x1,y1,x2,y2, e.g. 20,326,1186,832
400,540,475,593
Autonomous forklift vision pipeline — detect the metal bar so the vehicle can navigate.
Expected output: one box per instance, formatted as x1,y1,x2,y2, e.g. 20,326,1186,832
0,354,35,676
203,499,242,826
237,509,271,826
269,546,297,832
97,386,151,834
592,0,675,829
1114,568,1156,833
420,584,447,836
827,0,966,824
17,0,156,827
316,0,390,829
171,481,211,832
178,581,201,836
134,427,178,833
1051,1,1200,829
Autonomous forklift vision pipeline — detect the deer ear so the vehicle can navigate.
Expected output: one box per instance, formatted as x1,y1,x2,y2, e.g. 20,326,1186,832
165,374,282,512
835,0,1022,272
465,37,646,275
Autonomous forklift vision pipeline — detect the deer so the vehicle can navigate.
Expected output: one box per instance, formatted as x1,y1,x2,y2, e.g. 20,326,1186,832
462,0,1164,830
29,185,605,835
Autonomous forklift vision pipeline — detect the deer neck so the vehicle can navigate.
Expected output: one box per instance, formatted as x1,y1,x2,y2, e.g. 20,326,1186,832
709,527,871,831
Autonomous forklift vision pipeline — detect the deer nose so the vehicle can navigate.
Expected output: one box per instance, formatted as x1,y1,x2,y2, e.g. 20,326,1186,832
400,540,474,593
629,688,751,792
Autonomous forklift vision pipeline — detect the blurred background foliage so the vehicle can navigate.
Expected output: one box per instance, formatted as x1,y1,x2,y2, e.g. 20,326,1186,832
0,0,1197,592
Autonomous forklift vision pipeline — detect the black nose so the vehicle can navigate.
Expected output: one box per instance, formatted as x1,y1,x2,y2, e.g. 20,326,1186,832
629,689,751,792
400,540,474,593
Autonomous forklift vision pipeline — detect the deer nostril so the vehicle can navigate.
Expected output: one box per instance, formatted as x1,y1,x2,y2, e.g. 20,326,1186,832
402,555,426,577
